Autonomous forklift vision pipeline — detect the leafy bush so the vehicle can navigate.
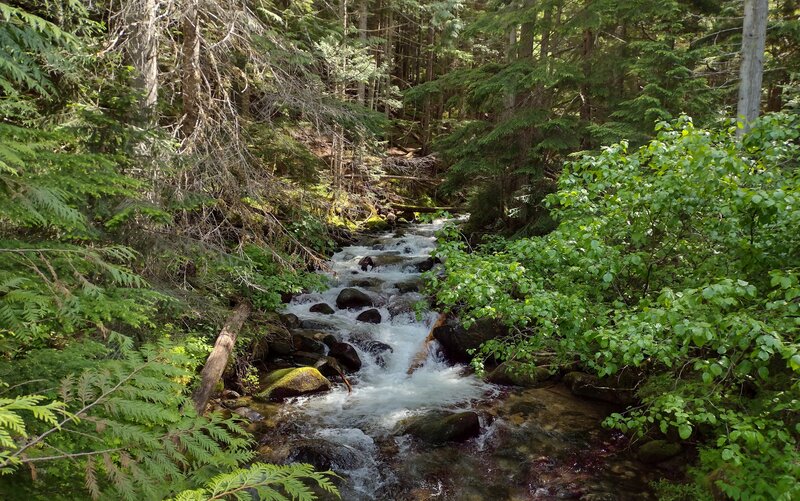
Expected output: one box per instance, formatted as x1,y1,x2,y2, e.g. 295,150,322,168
428,112,800,499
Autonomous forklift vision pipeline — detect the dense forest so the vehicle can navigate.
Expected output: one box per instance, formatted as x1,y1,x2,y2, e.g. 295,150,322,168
0,0,798,499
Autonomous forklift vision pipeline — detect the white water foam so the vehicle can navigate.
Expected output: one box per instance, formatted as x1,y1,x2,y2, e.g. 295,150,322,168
278,219,494,496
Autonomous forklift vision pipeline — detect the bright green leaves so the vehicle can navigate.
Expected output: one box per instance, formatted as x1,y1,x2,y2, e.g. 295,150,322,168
431,113,800,500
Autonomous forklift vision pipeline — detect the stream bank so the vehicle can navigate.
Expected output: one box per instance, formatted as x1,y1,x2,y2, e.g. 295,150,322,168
220,220,678,500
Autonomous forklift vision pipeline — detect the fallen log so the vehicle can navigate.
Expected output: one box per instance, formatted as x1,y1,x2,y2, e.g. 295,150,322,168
390,204,466,214
192,301,252,414
408,313,448,375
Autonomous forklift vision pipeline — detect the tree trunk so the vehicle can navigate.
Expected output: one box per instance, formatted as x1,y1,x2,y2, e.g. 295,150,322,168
181,0,201,140
357,0,368,105
736,0,768,137
421,24,435,154
126,0,158,117
580,22,594,149
192,302,252,415
384,7,394,118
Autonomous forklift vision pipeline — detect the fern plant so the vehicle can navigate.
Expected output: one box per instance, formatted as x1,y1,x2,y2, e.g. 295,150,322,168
172,463,339,501
0,341,255,500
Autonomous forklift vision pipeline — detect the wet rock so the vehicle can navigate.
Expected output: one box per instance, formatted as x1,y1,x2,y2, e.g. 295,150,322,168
336,288,374,309
414,257,436,272
232,407,264,422
396,279,422,294
299,319,337,331
387,293,422,318
314,356,349,378
432,317,508,363
291,350,326,366
371,244,385,251
486,362,551,387
255,367,331,401
358,256,375,271
292,329,338,348
269,339,294,356
328,342,362,372
292,332,327,354
309,303,335,315
350,277,384,289
356,308,382,324
372,254,412,268
402,411,481,445
285,438,361,472
279,313,300,329
637,440,682,464
563,371,635,405
350,334,393,367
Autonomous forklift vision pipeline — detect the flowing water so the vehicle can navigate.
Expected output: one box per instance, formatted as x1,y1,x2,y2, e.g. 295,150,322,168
258,220,663,500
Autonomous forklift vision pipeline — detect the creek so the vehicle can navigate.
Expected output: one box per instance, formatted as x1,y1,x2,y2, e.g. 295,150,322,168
255,219,664,500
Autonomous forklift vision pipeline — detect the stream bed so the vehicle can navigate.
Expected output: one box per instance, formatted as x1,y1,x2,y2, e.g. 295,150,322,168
253,220,665,500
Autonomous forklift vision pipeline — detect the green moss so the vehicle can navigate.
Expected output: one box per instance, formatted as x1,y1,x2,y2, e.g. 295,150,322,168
256,367,331,401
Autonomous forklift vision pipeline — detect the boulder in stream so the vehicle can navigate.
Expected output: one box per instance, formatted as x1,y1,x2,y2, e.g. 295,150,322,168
349,334,393,367
356,308,382,324
292,332,327,354
285,438,362,472
402,411,481,445
371,254,412,268
255,367,331,401
336,288,374,309
328,342,362,372
395,279,422,294
310,303,335,315
299,319,338,331
432,317,508,363
486,362,552,387
637,440,682,464
387,293,422,318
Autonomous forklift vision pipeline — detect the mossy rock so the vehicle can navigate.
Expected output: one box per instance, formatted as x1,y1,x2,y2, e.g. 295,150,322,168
486,362,551,387
637,440,682,464
255,367,331,401
363,215,389,232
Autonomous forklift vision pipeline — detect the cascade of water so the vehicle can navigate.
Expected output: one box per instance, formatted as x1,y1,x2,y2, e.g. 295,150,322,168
268,219,658,500
279,219,494,497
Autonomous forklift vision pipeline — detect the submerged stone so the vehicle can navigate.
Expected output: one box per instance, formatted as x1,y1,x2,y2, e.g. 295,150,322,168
402,411,481,445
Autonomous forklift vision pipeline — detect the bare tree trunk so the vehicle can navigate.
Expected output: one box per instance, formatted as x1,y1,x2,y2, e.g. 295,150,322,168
384,7,394,119
357,0,368,105
580,21,594,149
421,24,435,154
192,302,252,415
736,0,768,137
181,0,201,140
126,0,158,116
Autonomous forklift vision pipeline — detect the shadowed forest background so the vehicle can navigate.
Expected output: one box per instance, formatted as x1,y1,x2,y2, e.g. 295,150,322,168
0,0,798,499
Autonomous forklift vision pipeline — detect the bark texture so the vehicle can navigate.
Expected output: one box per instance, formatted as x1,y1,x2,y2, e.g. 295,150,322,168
192,301,252,414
